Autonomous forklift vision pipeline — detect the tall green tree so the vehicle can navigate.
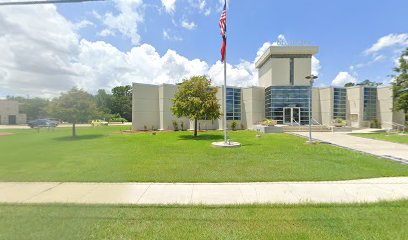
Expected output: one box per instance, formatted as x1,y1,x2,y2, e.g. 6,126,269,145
171,75,221,137
47,88,101,137
6,96,49,120
94,89,113,120
392,48,408,116
111,85,132,121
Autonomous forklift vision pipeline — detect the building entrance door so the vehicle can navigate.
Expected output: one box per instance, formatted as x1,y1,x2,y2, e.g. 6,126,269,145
283,107,300,125
8,115,16,125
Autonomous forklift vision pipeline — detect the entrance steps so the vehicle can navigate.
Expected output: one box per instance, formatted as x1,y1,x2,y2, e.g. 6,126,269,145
282,125,331,132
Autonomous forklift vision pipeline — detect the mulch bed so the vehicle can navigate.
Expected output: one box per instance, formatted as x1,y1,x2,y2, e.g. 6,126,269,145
112,130,208,134
0,132,14,136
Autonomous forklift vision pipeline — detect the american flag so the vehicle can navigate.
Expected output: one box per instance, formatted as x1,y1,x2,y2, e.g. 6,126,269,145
219,0,226,62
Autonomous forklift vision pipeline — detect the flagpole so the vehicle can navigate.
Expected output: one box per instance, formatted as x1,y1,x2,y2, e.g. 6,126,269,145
223,41,227,144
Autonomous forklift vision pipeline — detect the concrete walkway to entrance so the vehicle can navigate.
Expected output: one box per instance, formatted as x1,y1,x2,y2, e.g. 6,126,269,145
1,177,407,205
292,132,408,164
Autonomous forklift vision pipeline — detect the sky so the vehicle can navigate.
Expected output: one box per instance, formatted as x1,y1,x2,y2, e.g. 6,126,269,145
1,0,408,98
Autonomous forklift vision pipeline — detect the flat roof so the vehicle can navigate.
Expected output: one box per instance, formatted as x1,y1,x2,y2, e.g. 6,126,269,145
255,46,319,69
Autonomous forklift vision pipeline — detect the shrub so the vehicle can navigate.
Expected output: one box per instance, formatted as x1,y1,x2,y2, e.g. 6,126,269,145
110,117,127,123
172,120,179,131
260,119,277,126
231,121,237,131
370,119,381,128
143,124,147,131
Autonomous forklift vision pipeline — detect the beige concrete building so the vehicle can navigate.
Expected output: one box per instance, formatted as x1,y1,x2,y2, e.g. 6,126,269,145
0,100,26,125
132,46,405,131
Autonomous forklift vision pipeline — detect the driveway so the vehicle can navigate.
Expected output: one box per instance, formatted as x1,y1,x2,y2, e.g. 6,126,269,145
293,131,408,164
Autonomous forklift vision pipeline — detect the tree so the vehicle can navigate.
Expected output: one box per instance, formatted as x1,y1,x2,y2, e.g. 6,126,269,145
392,48,408,116
94,89,112,114
356,79,383,87
6,96,49,120
171,75,221,137
111,85,132,121
344,82,355,87
47,88,101,137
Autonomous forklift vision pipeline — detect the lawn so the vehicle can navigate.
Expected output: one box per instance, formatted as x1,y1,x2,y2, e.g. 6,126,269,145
0,126,407,182
351,132,408,145
0,201,407,239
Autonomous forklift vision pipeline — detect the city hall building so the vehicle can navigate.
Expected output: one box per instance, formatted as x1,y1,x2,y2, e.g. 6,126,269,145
132,46,405,131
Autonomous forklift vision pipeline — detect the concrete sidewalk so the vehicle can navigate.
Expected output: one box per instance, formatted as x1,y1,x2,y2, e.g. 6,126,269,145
292,132,408,163
1,177,407,205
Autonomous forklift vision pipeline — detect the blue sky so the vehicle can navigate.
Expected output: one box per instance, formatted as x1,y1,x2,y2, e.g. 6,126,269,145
1,0,408,97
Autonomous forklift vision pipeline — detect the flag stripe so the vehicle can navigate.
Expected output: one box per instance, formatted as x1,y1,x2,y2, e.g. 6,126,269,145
219,1,226,62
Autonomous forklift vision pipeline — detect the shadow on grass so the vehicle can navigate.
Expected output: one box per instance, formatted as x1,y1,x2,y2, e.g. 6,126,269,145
53,134,105,141
178,134,224,141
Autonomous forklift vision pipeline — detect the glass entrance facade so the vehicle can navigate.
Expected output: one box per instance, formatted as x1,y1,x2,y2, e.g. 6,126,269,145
265,86,311,125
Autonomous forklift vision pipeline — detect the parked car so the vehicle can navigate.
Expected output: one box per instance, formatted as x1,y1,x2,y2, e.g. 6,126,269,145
27,119,59,128
91,119,109,127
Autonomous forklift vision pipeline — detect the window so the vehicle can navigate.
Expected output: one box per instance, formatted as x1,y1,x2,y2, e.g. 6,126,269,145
265,86,311,125
226,87,241,120
289,58,294,85
333,88,347,120
363,87,377,121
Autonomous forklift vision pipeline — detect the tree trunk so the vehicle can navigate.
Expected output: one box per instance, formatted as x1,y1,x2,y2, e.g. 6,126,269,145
194,118,198,137
72,122,76,137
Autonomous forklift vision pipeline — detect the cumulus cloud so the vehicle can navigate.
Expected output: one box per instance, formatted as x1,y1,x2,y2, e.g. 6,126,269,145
101,0,144,45
0,4,257,98
181,20,197,30
311,56,321,76
188,0,211,16
331,72,357,87
163,29,183,41
161,0,176,14
365,33,408,55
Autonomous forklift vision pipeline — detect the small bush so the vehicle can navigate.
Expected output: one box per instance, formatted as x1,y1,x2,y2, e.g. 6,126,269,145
172,120,179,131
110,117,127,123
231,121,237,131
143,124,147,131
370,119,381,128
260,119,277,126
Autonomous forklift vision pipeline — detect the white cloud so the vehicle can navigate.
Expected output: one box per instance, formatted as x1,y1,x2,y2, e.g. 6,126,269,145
98,29,115,37
188,0,211,16
0,4,257,98
181,20,197,30
73,19,94,30
163,29,183,41
365,33,408,55
161,0,176,14
101,0,144,45
311,56,321,76
208,60,257,87
331,72,357,87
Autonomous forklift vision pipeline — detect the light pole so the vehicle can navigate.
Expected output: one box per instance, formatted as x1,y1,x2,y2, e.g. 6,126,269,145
305,74,318,144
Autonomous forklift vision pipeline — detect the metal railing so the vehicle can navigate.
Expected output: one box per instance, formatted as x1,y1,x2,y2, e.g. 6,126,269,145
292,119,301,129
382,121,406,133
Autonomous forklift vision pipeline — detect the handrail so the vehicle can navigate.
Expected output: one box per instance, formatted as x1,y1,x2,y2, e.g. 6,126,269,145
292,118,301,129
311,118,321,125
383,121,406,132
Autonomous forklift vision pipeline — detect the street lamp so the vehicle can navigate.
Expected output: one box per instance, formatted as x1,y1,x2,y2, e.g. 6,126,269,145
305,74,318,144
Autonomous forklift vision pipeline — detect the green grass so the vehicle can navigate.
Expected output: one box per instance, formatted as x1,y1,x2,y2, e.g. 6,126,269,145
351,132,408,145
0,126,407,182
0,202,407,239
